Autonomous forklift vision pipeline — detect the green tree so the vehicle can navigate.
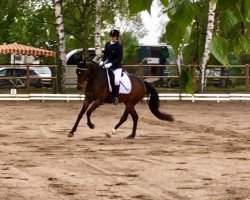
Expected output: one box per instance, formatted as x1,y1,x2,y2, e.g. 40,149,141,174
0,0,27,63
61,0,145,57
128,0,250,92
0,0,145,89
1,0,145,56
0,0,26,43
121,31,139,65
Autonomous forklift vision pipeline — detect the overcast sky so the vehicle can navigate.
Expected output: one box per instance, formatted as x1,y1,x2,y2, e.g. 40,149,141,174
139,0,169,45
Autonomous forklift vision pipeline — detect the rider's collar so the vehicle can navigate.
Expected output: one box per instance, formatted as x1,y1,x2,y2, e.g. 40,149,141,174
110,40,117,45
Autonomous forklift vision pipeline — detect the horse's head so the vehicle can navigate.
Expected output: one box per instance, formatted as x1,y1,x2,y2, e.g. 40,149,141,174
76,59,102,90
76,60,88,90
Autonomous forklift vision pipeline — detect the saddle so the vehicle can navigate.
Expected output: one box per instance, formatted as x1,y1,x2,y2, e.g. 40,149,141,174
106,69,131,94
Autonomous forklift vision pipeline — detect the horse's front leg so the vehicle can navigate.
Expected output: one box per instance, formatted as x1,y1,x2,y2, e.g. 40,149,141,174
68,100,92,137
86,98,105,129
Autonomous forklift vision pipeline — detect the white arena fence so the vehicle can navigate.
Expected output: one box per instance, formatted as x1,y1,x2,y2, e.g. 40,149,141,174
0,93,250,102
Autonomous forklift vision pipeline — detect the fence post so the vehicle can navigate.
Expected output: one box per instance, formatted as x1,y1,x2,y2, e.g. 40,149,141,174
26,64,30,94
245,64,249,89
52,65,58,94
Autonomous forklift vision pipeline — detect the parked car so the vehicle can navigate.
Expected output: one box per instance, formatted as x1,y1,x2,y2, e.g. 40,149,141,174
205,68,221,87
0,67,45,88
31,66,52,87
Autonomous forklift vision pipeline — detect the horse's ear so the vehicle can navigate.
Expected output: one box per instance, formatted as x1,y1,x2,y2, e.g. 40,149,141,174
77,60,86,69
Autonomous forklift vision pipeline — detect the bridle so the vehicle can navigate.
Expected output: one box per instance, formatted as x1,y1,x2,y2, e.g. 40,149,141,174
76,63,88,86
76,60,100,81
77,67,87,71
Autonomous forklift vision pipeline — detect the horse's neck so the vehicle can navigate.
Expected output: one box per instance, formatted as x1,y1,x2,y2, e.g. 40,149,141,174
87,63,106,80
85,63,107,93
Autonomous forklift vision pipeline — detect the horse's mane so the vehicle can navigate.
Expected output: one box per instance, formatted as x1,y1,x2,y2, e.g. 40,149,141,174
86,59,100,68
83,58,105,76
84,58,98,66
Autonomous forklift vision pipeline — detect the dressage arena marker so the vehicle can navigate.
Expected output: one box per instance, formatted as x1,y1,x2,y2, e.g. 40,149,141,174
0,93,250,102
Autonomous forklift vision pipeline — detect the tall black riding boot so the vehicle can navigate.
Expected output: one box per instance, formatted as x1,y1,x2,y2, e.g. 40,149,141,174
112,85,119,105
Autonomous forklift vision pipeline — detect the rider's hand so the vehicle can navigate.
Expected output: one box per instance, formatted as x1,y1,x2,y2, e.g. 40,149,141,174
104,63,112,68
99,61,104,66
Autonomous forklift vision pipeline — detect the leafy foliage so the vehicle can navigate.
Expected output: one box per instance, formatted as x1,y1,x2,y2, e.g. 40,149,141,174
209,35,229,66
160,0,169,7
128,0,153,15
121,32,139,64
128,0,249,93
165,0,197,54
180,68,194,94
0,0,144,61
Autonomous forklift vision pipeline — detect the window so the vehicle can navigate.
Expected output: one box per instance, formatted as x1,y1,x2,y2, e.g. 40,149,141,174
6,69,13,77
0,69,6,77
14,55,22,61
15,69,26,77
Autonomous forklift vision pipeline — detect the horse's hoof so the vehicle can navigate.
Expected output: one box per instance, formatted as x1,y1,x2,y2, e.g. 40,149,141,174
88,123,95,129
106,129,116,137
105,133,112,138
68,132,74,137
111,128,116,135
125,135,135,139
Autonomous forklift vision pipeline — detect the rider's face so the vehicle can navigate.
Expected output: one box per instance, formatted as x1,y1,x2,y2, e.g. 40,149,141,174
110,36,117,43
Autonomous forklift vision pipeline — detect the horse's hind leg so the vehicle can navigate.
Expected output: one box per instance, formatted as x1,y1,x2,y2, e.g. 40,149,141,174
111,107,138,139
125,108,138,139
112,107,131,133
68,100,92,137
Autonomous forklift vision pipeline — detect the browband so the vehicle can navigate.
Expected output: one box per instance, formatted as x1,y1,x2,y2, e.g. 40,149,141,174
77,67,87,71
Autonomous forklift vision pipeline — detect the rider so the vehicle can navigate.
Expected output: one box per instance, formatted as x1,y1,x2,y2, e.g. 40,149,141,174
99,29,123,105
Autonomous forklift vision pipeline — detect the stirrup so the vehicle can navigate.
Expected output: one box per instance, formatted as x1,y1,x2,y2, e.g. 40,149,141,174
113,97,118,105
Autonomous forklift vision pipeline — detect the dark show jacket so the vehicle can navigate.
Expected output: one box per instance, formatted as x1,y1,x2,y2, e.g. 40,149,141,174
103,41,123,70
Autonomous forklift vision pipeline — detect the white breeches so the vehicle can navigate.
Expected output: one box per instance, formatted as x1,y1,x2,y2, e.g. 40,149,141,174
113,68,122,86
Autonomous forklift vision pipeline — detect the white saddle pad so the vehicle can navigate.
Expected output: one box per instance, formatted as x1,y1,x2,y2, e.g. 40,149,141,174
106,70,132,94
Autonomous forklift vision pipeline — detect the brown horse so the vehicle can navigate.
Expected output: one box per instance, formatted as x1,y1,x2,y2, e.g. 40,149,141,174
68,60,174,139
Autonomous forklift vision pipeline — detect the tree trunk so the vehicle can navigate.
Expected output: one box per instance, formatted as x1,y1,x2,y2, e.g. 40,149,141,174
200,1,216,92
177,50,183,97
176,50,183,76
53,0,66,93
92,0,102,63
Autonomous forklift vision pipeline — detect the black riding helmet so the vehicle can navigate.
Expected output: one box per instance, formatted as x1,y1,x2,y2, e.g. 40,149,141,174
109,29,120,38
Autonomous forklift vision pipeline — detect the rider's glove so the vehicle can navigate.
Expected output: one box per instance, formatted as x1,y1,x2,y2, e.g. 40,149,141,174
99,61,104,66
104,63,112,68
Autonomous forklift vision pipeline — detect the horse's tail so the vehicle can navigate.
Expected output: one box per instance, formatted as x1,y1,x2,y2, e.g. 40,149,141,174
144,81,174,122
